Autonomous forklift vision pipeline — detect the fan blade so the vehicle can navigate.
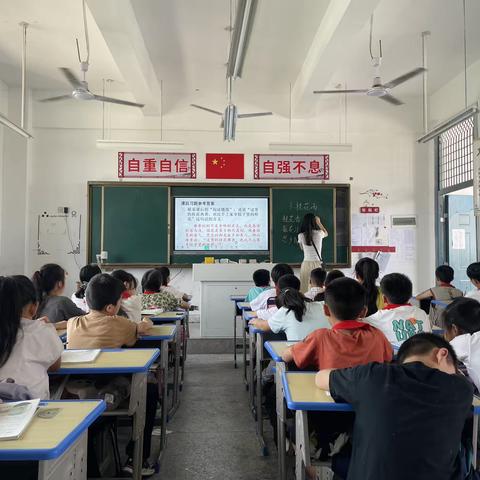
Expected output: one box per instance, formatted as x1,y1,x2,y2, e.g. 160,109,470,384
59,67,83,88
378,93,404,106
383,67,426,89
93,95,144,108
39,94,72,103
238,112,272,118
190,104,223,115
313,89,368,94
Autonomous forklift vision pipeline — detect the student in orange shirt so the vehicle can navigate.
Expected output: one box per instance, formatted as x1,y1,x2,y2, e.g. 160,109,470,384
281,277,392,469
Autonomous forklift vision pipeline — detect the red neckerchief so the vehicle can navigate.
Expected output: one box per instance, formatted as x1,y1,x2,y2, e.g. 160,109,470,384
122,291,132,299
439,282,454,288
332,320,369,330
144,290,156,295
383,303,411,310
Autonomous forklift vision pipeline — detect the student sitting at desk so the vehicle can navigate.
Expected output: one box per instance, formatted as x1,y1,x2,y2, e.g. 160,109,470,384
71,263,102,312
0,275,63,399
33,263,86,330
245,268,271,302
66,273,156,476
141,269,180,311
111,269,142,323
466,262,480,302
443,297,480,392
353,258,383,316
304,267,326,301
366,273,431,344
157,266,192,303
314,269,344,302
249,263,293,311
315,333,473,480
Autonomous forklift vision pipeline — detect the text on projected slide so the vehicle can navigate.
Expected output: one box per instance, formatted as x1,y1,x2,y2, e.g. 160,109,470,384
174,197,269,251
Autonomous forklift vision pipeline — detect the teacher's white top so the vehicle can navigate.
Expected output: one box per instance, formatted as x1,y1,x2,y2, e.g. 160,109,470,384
298,230,327,262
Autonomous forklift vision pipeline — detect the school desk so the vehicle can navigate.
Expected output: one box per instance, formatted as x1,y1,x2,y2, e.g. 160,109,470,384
236,301,252,380
0,399,105,480
50,348,159,480
139,324,181,420
244,310,258,405
264,341,299,480
230,296,247,368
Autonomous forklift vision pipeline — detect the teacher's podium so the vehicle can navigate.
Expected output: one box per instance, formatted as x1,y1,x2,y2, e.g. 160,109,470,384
192,263,273,337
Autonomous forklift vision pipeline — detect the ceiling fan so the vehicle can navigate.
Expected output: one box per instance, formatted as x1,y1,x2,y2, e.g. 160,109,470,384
313,15,426,106
40,0,143,108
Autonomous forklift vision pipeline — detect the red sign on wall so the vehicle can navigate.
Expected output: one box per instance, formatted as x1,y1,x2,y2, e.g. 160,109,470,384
118,152,196,178
360,206,380,213
253,154,329,180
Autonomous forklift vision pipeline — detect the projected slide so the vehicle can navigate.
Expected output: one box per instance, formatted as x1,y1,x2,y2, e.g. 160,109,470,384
174,197,269,251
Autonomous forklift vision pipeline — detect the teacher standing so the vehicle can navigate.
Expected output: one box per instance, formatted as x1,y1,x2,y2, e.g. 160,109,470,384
297,213,328,293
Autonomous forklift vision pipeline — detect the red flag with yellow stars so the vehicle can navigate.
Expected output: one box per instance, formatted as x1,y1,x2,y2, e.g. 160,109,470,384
205,153,244,179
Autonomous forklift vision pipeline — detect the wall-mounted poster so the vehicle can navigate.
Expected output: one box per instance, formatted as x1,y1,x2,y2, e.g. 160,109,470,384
118,152,196,178
253,154,329,180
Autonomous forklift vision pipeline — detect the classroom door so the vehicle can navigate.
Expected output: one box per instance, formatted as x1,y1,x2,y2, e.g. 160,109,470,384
446,193,477,294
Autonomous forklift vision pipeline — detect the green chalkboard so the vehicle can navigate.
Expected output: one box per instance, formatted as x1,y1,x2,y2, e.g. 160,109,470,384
272,188,335,263
88,185,168,264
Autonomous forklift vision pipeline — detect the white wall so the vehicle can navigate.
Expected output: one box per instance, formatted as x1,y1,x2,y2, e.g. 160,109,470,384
24,90,432,298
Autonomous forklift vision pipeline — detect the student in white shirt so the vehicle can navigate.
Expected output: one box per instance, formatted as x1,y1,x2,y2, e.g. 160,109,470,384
444,297,480,391
297,213,328,292
250,275,329,340
304,267,326,300
111,269,142,323
0,275,63,399
466,263,480,302
249,263,293,311
366,273,431,345
71,264,102,312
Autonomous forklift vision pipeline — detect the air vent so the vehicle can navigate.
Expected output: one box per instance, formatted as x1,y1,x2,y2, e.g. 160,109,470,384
391,216,417,227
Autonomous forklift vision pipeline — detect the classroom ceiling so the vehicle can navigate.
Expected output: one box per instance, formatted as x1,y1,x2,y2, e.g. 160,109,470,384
0,0,478,116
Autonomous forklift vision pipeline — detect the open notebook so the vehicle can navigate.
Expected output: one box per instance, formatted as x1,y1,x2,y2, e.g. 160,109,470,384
62,349,101,364
0,398,40,441
141,309,165,316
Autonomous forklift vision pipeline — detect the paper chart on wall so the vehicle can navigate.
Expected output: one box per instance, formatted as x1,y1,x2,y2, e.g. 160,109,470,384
351,214,388,246
389,227,416,262
37,213,81,256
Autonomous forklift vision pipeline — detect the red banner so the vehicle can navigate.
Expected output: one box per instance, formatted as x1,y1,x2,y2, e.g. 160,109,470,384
118,152,196,178
206,153,244,179
254,154,329,180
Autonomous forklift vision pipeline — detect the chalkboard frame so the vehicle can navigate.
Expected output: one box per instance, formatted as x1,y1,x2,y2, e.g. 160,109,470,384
87,181,351,268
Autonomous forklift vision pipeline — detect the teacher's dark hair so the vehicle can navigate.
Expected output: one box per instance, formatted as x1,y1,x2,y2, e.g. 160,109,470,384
298,213,319,246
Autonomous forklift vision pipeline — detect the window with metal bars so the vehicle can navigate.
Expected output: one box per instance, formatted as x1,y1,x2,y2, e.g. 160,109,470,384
438,116,474,193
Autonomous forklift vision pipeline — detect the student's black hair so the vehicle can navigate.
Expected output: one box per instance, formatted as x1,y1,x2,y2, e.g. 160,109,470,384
298,213,320,246
325,269,345,286
142,269,163,293
277,274,301,291
354,258,380,315
396,332,458,366
32,263,66,303
310,268,326,287
156,267,170,287
277,275,306,322
141,269,155,292
442,297,480,336
75,264,102,299
380,273,412,305
467,262,480,282
253,269,270,287
111,270,138,290
0,276,22,367
324,277,366,321
435,265,455,284
85,273,125,311
271,263,294,285
13,275,38,309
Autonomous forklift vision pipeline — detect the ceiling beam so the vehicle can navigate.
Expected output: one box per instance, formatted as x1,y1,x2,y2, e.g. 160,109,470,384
292,0,382,115
87,0,161,116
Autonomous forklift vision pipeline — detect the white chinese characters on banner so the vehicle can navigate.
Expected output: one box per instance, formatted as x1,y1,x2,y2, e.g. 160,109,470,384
118,152,196,178
253,154,329,180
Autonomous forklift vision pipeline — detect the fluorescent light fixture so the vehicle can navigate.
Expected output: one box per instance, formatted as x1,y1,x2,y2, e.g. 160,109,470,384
269,142,352,152
96,139,184,149
224,104,237,141
0,112,32,139
226,0,257,78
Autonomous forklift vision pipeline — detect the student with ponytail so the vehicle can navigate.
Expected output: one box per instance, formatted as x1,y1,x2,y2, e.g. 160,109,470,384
0,275,63,399
33,263,86,329
249,275,329,341
71,264,102,311
354,257,384,316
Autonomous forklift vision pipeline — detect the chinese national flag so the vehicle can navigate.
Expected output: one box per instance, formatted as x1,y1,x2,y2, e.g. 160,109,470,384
205,153,244,179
